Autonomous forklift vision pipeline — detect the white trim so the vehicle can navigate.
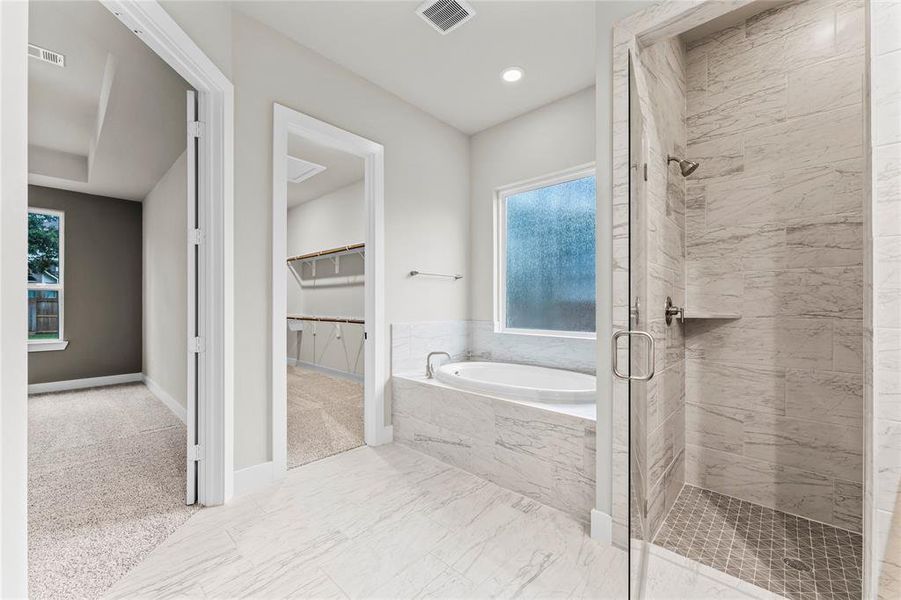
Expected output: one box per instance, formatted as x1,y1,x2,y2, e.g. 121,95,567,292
101,0,234,505
494,162,597,339
1,2,32,591
27,372,143,395
143,375,187,424
293,360,364,384
233,460,275,497
272,103,389,481
27,340,68,352
590,509,613,545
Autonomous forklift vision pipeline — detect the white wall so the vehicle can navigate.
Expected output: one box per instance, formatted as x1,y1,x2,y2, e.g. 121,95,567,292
286,180,365,377
143,150,187,410
0,1,29,594
232,12,470,469
469,86,596,321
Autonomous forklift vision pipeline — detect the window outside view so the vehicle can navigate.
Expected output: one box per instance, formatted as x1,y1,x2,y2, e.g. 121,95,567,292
28,211,62,340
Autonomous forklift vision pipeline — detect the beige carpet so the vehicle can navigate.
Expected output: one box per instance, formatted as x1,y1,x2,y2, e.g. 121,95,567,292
287,366,364,469
28,383,197,600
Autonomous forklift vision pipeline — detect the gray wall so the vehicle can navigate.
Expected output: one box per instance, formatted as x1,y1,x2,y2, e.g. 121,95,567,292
28,185,142,384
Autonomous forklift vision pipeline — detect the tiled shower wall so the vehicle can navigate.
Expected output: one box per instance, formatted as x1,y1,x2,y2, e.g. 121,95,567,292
635,37,688,537
869,0,901,596
682,0,865,531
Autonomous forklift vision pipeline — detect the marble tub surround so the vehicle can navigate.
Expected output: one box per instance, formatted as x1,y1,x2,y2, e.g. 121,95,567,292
630,33,689,540
391,320,595,376
390,321,469,376
392,374,596,522
682,0,865,532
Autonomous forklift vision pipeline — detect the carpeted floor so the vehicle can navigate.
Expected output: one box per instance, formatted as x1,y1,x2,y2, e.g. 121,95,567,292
287,366,364,469
28,383,197,600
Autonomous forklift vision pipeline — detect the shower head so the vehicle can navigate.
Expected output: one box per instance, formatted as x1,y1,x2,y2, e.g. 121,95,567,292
667,155,700,177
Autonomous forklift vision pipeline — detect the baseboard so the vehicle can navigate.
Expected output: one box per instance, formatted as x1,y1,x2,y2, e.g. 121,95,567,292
28,372,143,395
294,360,363,383
286,356,298,367
143,375,187,424
233,461,274,497
590,509,613,545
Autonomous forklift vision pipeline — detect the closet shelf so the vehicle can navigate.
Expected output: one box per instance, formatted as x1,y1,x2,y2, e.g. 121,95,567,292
286,243,364,263
287,315,364,325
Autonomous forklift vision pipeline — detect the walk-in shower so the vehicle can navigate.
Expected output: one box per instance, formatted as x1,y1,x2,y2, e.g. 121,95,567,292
620,0,866,598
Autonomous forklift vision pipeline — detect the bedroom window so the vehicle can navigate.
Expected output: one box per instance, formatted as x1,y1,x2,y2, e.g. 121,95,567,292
495,166,596,338
28,208,68,351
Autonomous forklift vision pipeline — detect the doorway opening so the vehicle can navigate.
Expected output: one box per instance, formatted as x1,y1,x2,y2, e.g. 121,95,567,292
15,0,233,596
272,104,387,478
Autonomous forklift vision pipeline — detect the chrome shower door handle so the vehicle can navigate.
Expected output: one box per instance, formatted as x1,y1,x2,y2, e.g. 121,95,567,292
611,329,656,381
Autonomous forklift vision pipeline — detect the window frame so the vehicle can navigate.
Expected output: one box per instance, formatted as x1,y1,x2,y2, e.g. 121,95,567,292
27,207,68,352
493,163,597,340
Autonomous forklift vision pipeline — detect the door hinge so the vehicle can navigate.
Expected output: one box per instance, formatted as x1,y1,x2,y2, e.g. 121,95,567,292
190,336,205,353
190,228,204,245
190,444,203,461
188,120,203,138
643,163,648,181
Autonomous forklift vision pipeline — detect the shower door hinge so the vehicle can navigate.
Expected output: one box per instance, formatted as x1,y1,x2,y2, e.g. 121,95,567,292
190,228,204,245
188,120,203,138
190,336,204,353
190,444,203,461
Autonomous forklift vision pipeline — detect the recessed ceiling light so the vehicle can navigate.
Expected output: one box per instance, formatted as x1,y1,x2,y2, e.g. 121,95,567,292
501,67,524,83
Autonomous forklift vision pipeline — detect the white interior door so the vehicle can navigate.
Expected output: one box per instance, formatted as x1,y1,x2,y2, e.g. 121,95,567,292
186,89,199,505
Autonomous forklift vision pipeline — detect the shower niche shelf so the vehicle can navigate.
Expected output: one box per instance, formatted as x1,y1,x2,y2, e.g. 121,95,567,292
682,311,741,320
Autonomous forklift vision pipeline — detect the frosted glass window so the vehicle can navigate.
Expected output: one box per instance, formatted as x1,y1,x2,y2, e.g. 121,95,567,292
502,174,596,334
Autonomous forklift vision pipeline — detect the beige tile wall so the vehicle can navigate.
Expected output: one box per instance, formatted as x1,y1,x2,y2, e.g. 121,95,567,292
635,36,688,538
683,0,866,532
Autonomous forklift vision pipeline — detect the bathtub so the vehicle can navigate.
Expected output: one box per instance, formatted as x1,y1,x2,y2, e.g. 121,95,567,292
434,361,595,404
392,362,597,522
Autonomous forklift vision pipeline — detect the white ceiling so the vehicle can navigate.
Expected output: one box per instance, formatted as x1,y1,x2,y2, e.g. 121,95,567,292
235,1,597,134
287,134,363,208
28,0,191,201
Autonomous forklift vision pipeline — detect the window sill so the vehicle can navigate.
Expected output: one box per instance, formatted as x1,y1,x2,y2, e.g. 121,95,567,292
28,340,69,352
494,326,596,341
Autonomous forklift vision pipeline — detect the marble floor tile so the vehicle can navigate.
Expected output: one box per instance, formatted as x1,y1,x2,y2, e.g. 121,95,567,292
106,444,627,599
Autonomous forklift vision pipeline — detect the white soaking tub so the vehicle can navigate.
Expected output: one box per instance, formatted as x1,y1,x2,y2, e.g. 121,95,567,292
434,361,595,404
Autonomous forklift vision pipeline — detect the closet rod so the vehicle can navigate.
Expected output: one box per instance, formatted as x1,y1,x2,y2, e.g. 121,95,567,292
287,243,364,263
287,315,364,325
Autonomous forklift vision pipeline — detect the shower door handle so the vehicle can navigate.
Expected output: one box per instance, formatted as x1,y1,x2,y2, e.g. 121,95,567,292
611,330,656,381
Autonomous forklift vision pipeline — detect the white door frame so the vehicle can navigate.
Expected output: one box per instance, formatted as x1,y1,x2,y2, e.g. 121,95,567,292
272,103,388,478
1,1,233,592
99,1,234,506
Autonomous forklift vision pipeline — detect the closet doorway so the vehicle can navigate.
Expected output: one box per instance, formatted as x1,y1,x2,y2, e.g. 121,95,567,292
271,104,387,476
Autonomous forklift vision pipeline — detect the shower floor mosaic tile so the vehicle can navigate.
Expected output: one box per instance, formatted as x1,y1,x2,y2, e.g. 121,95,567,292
654,485,862,600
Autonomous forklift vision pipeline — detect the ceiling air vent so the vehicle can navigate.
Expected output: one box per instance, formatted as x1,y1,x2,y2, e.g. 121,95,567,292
416,0,475,35
28,44,65,67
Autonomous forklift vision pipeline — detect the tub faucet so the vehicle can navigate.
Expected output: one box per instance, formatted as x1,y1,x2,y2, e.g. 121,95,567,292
426,351,451,378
